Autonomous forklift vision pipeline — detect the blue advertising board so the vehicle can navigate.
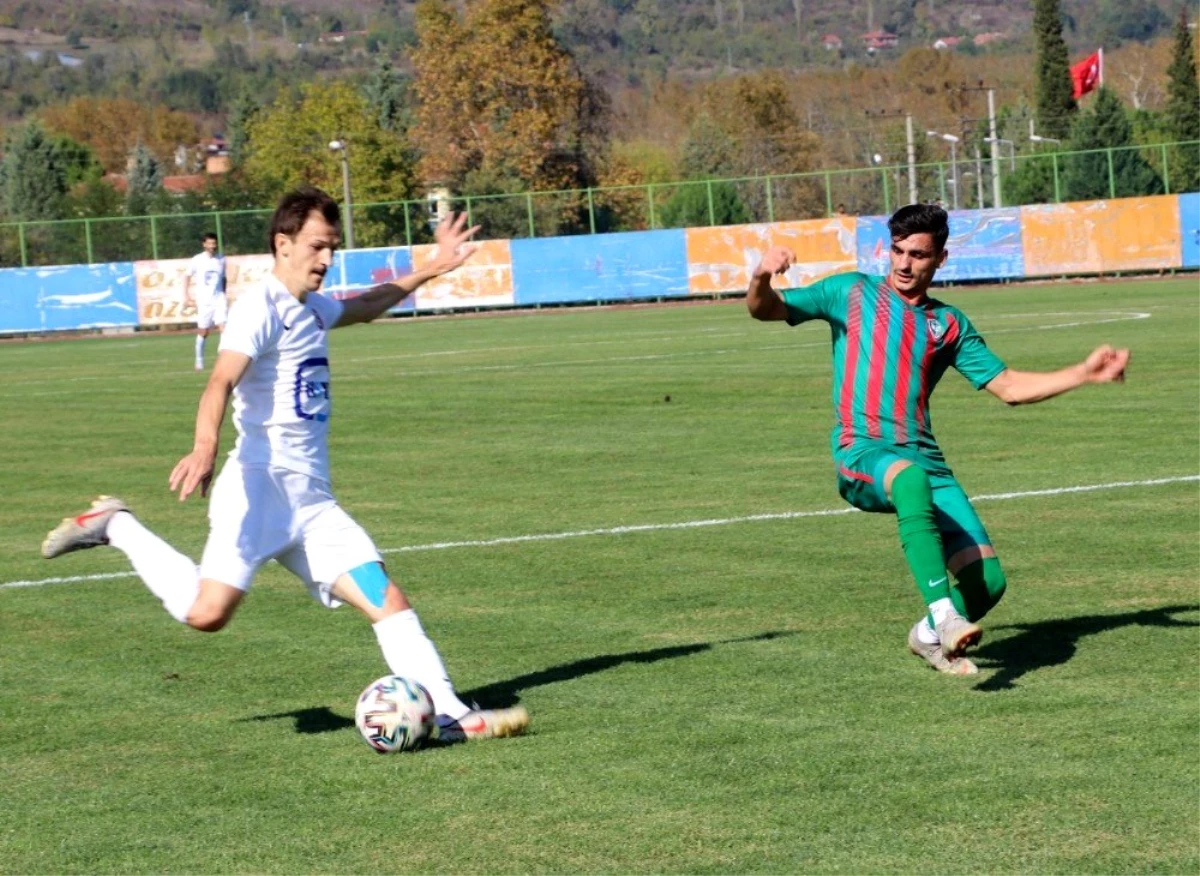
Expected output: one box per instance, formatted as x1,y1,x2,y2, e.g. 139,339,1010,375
1179,193,1200,268
0,262,137,334
856,208,1025,282
327,247,416,311
510,229,690,306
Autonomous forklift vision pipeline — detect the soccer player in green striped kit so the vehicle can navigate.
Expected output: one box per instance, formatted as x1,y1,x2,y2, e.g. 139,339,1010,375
747,204,1130,674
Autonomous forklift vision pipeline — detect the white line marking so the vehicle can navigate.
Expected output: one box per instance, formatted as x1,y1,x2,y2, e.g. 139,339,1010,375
4,474,1195,591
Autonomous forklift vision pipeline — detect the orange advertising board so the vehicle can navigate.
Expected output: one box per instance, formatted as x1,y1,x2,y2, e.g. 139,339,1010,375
685,217,857,294
133,253,273,327
1020,196,1182,276
412,239,514,310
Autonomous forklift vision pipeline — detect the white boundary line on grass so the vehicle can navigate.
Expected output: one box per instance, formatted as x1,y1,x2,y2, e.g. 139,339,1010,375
3,474,1195,591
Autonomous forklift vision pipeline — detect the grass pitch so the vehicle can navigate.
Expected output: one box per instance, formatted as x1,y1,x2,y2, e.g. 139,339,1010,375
1,278,1197,875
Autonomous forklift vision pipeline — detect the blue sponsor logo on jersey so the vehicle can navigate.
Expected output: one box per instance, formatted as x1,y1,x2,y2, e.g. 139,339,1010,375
293,357,331,422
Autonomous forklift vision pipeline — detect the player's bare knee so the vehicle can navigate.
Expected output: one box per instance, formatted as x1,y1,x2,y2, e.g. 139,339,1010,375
185,606,232,632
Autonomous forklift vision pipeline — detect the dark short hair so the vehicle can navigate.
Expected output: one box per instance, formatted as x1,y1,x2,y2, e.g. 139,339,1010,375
201,232,218,243
888,203,949,251
268,186,340,255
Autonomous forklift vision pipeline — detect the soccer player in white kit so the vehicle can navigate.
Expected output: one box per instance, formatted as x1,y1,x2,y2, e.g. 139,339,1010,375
42,186,528,742
184,232,228,371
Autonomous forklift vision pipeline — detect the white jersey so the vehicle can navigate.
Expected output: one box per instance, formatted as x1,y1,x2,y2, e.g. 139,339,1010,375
187,252,226,301
218,274,345,483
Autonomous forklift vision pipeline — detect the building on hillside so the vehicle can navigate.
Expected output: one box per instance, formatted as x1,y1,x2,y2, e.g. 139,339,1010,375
973,32,1007,47
933,36,962,51
318,30,368,44
821,34,843,51
861,30,899,51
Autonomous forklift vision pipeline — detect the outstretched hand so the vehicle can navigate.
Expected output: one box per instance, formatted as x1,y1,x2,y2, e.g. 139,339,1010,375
169,448,217,502
1082,344,1130,384
426,212,482,276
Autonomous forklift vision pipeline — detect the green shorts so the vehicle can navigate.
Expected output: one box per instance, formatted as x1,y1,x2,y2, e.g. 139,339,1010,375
833,442,993,559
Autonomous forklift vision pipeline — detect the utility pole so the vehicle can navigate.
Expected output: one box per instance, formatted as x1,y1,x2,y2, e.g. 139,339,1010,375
956,81,1003,207
866,109,919,205
987,87,1001,206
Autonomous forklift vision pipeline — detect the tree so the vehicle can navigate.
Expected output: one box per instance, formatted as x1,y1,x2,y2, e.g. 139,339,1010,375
40,97,199,173
410,0,608,229
364,58,410,134
1062,87,1163,200
660,112,747,228
125,143,163,216
1,122,68,221
1164,8,1200,193
1033,0,1076,140
242,80,419,247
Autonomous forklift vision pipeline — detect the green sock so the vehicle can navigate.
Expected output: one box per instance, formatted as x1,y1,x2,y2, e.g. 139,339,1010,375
890,465,952,612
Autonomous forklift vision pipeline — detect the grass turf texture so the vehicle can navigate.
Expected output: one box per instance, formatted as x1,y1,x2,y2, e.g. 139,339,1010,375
1,278,1197,875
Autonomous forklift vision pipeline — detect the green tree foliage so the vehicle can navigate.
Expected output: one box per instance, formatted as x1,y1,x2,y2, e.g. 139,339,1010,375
125,143,164,216
1,123,68,221
1062,87,1163,200
1033,0,1076,141
411,0,609,232
661,111,748,228
1164,9,1200,193
242,80,419,247
363,58,410,134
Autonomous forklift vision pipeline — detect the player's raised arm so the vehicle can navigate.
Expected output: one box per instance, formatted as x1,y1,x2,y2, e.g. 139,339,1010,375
169,350,252,501
747,246,795,321
335,213,481,327
984,344,1130,406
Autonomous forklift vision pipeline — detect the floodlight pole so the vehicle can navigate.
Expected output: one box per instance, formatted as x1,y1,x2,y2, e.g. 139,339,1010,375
329,138,355,250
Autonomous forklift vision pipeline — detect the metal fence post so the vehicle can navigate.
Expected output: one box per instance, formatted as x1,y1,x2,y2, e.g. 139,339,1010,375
403,200,412,248
881,168,891,215
1161,143,1171,195
526,192,535,238
706,180,715,227
149,215,159,260
85,219,94,264
823,171,833,216
214,212,224,252
648,183,656,229
586,188,596,234
1106,148,1116,199
1052,154,1062,203
765,176,774,223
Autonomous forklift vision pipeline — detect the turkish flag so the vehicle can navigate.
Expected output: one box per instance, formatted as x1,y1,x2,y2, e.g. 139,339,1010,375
1071,50,1102,99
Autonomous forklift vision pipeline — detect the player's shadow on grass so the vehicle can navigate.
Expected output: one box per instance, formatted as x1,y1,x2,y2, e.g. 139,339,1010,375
459,630,794,708
242,631,793,734
971,603,1198,692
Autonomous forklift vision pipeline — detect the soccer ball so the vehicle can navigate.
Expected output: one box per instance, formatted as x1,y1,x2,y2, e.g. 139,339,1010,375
354,675,436,753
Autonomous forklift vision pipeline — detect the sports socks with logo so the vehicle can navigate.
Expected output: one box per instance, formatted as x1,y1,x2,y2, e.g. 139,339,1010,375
194,335,206,368
890,465,956,627
372,610,471,720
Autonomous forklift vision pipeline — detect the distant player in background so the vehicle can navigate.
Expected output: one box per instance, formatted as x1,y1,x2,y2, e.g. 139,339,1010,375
747,203,1130,675
184,232,226,371
42,186,528,742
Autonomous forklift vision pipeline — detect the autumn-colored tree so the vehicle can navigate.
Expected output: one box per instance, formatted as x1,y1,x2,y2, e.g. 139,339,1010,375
39,98,199,174
411,0,607,226
242,80,419,247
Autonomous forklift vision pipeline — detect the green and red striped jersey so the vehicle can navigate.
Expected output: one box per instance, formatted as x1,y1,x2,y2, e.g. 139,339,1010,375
781,271,1006,460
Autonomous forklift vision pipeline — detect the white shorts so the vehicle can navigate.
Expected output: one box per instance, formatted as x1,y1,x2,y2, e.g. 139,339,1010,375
196,293,227,330
198,460,382,607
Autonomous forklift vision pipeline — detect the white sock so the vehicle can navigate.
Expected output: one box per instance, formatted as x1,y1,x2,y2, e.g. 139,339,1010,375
106,512,199,623
194,335,205,364
928,597,957,626
372,610,471,720
915,616,940,645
